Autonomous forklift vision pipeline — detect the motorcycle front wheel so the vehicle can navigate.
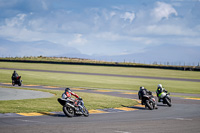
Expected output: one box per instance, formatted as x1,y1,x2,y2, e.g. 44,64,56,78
18,81,21,86
12,80,15,86
63,106,74,117
146,100,154,110
82,106,89,117
165,97,172,107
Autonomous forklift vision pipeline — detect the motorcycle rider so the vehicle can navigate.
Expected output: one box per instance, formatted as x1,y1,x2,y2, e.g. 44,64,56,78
11,70,19,80
138,86,152,105
156,84,168,102
62,88,82,106
138,86,158,109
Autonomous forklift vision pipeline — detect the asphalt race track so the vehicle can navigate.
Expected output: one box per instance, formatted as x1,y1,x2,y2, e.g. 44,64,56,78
0,84,200,133
0,107,200,133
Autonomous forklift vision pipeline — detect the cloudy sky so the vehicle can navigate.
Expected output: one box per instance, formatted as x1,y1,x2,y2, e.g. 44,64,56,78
0,0,200,65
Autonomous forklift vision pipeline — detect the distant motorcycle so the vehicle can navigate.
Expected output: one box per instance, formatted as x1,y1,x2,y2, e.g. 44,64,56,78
58,98,89,117
142,92,157,110
158,92,172,107
12,76,22,86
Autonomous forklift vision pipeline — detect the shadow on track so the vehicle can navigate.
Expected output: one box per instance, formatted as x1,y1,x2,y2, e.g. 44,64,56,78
157,104,170,107
39,112,87,118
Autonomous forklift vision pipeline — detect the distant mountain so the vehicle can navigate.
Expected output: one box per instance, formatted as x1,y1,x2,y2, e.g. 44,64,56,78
91,44,200,66
0,38,81,57
55,53,91,59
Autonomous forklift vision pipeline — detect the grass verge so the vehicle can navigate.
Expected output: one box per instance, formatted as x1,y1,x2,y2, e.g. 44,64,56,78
1,69,200,94
0,87,137,113
0,62,200,79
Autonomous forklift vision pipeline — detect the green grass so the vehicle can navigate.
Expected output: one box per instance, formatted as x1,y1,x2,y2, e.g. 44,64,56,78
0,87,137,113
0,69,200,94
0,62,200,94
1,62,200,79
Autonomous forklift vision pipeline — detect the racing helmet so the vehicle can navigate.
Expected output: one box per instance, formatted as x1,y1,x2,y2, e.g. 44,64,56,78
140,86,145,90
65,88,71,92
157,84,162,88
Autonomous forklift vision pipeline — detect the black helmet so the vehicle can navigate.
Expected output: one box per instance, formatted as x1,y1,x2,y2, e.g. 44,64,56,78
65,88,71,92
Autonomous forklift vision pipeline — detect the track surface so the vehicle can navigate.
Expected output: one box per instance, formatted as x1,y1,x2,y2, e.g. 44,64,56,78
0,84,200,133
1,67,200,82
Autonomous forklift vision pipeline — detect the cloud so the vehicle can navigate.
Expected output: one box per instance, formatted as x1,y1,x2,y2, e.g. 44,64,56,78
145,24,198,36
0,12,86,45
152,1,178,21
68,34,87,46
121,12,135,23
0,0,199,63
110,11,116,17
0,0,18,8
5,13,26,27
94,32,121,41
41,0,48,10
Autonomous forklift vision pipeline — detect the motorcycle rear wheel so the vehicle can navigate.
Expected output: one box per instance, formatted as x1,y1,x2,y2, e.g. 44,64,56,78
63,106,74,117
146,100,153,110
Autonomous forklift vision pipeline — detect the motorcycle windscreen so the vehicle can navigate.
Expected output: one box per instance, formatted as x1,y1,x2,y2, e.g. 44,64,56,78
57,98,66,106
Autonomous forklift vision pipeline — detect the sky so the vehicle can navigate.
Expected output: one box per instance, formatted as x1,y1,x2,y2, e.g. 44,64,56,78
0,0,200,65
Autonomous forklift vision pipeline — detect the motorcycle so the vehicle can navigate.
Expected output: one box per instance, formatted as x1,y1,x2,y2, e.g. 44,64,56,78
12,76,22,86
57,98,89,117
158,92,172,107
142,92,157,110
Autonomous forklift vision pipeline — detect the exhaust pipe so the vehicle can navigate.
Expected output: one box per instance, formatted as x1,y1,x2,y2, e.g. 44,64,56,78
66,103,75,108
66,103,80,111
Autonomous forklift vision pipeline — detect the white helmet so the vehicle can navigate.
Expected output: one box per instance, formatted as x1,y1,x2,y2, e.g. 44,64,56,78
158,84,162,88
140,86,145,90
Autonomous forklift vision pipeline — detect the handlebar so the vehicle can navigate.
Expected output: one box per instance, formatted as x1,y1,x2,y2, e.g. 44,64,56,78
78,97,82,100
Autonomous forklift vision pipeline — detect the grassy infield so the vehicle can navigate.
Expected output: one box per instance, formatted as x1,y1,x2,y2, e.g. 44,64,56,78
0,62,200,113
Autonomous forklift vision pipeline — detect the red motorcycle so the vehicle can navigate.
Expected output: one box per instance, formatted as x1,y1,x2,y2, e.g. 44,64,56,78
58,98,89,117
12,76,22,86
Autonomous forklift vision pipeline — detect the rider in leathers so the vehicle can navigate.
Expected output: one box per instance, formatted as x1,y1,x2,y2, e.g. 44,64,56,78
11,70,19,80
138,86,158,109
138,86,152,105
62,88,81,106
156,84,168,102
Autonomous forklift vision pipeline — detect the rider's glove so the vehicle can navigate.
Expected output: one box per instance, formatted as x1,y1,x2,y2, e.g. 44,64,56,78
78,97,82,100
